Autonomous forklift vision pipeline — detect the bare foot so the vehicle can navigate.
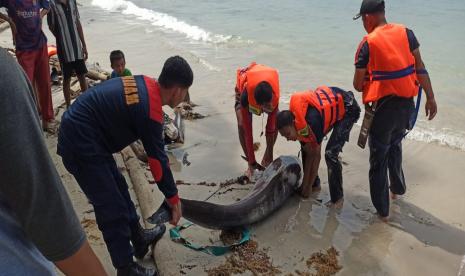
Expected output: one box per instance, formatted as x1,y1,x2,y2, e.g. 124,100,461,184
390,192,399,200
378,214,389,223
325,198,344,209
42,119,59,134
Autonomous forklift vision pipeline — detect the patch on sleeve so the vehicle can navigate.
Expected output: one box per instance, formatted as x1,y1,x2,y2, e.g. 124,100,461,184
148,157,163,182
122,76,139,105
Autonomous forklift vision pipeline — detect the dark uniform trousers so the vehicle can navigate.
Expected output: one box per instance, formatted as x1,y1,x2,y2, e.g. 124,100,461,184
368,96,415,217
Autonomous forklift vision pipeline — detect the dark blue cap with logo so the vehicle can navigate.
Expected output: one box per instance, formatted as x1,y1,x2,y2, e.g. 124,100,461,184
353,0,385,20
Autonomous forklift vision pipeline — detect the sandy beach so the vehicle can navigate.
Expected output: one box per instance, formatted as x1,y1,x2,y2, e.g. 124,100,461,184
2,3,465,275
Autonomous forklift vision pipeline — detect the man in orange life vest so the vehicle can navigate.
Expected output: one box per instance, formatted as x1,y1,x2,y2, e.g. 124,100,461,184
235,62,280,176
353,0,437,221
276,87,360,207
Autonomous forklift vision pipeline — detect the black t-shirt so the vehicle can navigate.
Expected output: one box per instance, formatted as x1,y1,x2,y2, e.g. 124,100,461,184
355,28,420,69
240,90,249,107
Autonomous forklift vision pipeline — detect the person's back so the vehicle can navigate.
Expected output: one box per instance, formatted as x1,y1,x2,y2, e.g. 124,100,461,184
59,76,149,157
0,47,106,276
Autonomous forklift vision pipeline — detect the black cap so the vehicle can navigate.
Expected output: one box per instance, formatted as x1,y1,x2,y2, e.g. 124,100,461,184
353,0,385,20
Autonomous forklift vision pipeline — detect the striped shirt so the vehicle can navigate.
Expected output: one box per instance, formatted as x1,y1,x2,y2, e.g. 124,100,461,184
47,0,83,63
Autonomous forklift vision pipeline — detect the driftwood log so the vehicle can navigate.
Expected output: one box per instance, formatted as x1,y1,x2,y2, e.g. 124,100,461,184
130,141,148,163
0,21,9,33
86,70,109,81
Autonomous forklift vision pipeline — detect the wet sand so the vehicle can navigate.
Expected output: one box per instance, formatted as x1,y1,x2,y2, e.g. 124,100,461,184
2,10,465,275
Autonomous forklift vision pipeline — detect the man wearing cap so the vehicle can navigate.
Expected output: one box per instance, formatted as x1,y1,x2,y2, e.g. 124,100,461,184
352,0,437,221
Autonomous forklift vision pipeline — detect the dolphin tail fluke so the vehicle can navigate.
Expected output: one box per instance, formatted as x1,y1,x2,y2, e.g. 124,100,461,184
147,201,172,225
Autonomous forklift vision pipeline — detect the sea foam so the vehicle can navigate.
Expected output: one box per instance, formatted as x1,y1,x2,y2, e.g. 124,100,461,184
91,0,233,44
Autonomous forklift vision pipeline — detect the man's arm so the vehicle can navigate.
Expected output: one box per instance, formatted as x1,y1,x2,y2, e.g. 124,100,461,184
55,240,107,276
40,8,49,18
240,105,257,166
139,119,181,225
262,107,278,167
40,0,50,18
353,68,367,92
300,143,321,198
0,13,17,45
412,48,437,120
46,6,57,36
75,5,88,60
353,40,369,92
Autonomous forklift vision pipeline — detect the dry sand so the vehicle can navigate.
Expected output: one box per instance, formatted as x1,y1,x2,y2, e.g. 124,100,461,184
2,10,465,275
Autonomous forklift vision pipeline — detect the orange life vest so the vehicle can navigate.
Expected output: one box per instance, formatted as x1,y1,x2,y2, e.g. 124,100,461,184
47,45,57,57
362,23,419,104
236,62,280,115
289,86,345,144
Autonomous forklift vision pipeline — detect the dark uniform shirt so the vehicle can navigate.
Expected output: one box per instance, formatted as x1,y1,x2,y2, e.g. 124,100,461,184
58,76,178,200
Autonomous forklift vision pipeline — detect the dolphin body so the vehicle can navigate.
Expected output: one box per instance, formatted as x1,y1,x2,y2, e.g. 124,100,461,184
148,155,302,230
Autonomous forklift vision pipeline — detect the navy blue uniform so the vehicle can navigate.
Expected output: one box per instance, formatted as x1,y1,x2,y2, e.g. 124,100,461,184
58,75,178,268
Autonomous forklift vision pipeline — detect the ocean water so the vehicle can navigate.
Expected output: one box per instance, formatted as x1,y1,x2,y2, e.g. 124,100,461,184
87,0,465,150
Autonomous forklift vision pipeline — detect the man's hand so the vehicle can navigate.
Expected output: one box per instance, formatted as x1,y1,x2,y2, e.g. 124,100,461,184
425,97,437,120
169,201,182,226
246,162,265,178
82,46,88,60
261,152,273,168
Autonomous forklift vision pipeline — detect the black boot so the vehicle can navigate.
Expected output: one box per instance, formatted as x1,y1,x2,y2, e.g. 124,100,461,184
117,261,158,276
131,223,166,259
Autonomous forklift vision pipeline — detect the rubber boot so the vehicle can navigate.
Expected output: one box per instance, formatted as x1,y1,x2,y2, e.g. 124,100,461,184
116,261,158,276
131,223,166,259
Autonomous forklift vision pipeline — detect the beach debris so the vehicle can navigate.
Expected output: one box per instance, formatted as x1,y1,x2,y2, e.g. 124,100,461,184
306,247,342,276
81,218,97,229
220,230,242,245
174,176,250,189
217,187,249,196
293,270,311,276
175,102,206,120
83,209,94,214
176,180,189,185
180,264,197,270
86,69,110,81
182,152,191,166
253,142,261,152
219,175,250,188
206,240,280,276
88,234,100,241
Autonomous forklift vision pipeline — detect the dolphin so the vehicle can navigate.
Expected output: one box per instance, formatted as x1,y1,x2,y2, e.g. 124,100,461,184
173,109,184,144
148,155,302,230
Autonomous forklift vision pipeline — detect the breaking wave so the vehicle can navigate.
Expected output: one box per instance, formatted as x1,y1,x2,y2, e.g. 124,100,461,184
91,0,238,44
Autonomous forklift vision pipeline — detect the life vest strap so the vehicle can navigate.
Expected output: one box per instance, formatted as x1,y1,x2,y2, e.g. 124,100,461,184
372,64,415,81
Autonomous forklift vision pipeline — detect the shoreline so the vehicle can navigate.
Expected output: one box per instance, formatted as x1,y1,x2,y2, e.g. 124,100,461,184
2,6,465,275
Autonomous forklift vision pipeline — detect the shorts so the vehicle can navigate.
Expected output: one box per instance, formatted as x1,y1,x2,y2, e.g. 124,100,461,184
62,59,88,80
